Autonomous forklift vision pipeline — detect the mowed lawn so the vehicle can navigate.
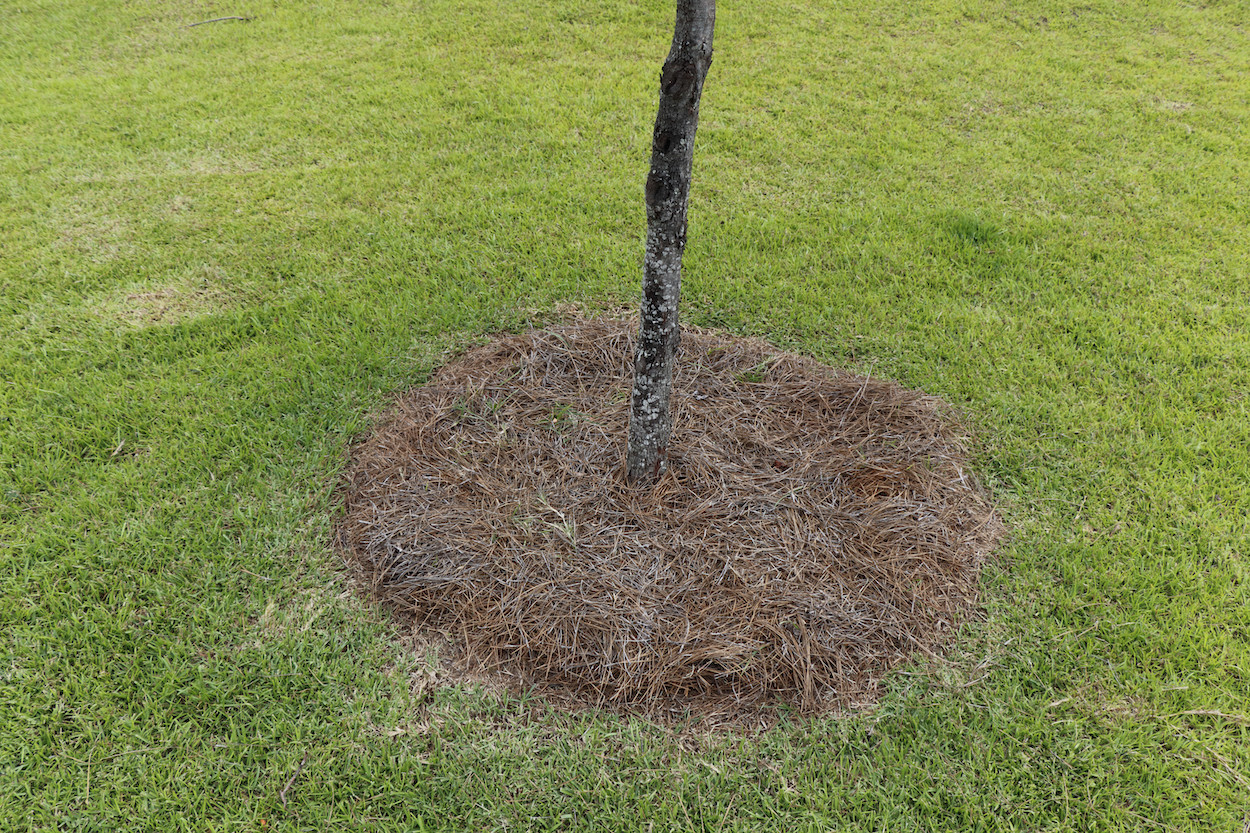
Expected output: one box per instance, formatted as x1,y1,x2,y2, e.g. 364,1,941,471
2,0,1248,830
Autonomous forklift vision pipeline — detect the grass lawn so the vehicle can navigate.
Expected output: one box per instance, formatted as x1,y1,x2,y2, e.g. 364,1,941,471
2,0,1248,829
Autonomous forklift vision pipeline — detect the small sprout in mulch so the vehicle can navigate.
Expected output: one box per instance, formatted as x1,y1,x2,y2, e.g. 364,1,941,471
337,318,1002,721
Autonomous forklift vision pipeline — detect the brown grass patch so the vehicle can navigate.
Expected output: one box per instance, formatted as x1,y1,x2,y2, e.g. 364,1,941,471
337,318,1002,720
94,266,236,328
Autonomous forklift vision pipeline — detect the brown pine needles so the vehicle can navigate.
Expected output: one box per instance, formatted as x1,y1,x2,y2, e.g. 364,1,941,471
337,319,1002,719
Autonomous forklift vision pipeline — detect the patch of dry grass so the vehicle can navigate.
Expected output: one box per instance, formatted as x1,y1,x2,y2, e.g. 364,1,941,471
90,265,237,327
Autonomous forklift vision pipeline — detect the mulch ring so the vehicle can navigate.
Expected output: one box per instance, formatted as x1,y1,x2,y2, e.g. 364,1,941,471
337,318,1002,721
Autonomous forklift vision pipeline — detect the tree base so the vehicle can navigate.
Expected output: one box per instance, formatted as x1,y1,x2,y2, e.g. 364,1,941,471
337,318,1003,722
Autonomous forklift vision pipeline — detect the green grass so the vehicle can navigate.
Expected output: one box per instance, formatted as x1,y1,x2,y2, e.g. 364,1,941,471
2,0,1248,829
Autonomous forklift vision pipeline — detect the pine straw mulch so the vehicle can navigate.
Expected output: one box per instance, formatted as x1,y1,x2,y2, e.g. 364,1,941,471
337,318,1002,721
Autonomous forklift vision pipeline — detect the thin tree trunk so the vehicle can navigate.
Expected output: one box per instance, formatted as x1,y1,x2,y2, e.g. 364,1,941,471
626,0,715,485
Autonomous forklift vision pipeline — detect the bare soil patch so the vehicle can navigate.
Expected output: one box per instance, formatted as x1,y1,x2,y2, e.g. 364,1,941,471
337,318,1001,719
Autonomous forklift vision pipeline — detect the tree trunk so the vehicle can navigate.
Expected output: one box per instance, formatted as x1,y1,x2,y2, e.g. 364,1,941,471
626,0,715,485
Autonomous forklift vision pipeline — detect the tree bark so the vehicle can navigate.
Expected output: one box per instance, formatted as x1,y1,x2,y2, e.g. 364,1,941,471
626,0,715,485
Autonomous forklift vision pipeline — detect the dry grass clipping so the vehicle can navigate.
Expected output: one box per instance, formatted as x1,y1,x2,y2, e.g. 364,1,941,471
337,319,1001,718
